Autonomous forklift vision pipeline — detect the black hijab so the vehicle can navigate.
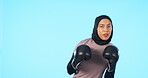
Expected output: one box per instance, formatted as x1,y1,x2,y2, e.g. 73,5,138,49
92,15,113,45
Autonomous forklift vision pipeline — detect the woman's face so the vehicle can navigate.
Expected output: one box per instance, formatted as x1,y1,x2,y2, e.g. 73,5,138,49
97,19,112,40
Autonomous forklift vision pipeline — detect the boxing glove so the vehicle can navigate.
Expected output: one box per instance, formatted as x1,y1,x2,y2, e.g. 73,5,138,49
103,46,119,72
67,45,91,75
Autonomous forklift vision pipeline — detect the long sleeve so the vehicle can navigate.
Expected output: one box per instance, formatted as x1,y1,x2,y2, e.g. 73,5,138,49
104,69,115,78
67,54,76,75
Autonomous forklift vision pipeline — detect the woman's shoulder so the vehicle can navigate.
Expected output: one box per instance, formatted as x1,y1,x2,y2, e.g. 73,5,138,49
75,38,91,49
79,38,92,44
107,43,119,50
75,38,92,47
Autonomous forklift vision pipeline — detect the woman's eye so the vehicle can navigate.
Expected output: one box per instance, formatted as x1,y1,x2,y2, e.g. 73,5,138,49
100,26,104,28
107,26,111,28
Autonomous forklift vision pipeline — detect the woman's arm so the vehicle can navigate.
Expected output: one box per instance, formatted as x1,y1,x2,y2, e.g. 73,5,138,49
103,46,119,78
104,69,115,78
67,54,76,75
67,45,92,75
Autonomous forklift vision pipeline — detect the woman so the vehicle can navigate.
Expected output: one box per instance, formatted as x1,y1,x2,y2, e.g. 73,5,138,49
67,15,119,78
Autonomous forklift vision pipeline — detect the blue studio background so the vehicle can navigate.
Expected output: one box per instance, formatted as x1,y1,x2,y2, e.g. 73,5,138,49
0,0,148,78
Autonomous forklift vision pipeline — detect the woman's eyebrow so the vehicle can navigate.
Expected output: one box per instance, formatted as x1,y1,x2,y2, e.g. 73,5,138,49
99,24,104,26
107,23,111,25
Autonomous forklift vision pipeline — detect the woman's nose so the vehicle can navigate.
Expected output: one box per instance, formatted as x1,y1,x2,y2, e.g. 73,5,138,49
103,27,108,32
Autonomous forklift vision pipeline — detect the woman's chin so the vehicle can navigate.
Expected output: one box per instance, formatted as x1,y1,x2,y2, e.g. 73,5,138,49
101,37,109,40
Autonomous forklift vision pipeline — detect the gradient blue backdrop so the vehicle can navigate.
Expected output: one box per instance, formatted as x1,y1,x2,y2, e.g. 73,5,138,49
0,0,148,78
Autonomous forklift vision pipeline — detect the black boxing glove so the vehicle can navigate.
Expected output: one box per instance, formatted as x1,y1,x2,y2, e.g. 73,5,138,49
103,46,119,72
67,45,91,75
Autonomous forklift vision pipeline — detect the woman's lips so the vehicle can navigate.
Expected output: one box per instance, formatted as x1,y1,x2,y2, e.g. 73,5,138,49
103,33,109,37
